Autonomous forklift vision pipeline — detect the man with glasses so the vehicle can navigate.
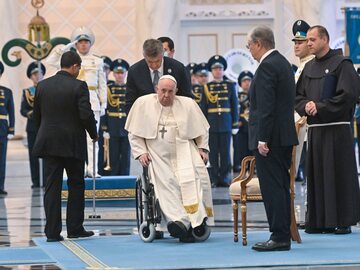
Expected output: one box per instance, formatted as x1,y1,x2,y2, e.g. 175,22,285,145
247,26,298,251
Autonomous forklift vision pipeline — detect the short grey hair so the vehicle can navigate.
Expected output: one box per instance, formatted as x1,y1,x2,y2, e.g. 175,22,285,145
249,26,275,50
143,39,164,58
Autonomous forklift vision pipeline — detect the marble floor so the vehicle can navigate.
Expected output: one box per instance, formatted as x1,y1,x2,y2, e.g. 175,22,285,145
0,139,359,270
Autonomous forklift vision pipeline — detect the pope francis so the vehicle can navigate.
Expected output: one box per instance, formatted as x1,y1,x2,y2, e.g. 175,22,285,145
125,75,214,243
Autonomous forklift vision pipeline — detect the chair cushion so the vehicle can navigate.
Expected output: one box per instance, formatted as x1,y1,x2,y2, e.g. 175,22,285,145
229,177,262,197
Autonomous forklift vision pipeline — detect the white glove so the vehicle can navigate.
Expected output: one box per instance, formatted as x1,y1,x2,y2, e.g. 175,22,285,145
7,134,14,140
62,40,78,52
232,128,239,135
103,131,110,139
100,108,106,116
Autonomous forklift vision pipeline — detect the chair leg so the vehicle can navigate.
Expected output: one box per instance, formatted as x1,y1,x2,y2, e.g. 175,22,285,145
241,200,247,246
290,194,302,243
232,200,239,242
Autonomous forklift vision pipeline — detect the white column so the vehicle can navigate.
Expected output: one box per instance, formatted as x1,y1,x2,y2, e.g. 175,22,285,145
135,0,180,59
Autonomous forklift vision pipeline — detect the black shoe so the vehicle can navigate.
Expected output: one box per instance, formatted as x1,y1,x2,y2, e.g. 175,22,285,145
0,190,7,195
31,184,40,189
335,226,352,234
252,239,290,252
46,235,64,242
67,230,94,239
155,231,164,239
179,228,195,243
167,221,187,239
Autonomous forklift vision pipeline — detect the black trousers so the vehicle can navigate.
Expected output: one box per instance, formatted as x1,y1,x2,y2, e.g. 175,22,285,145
0,138,7,190
43,156,85,238
27,131,40,186
254,146,292,242
109,136,130,175
209,132,231,184
233,129,251,171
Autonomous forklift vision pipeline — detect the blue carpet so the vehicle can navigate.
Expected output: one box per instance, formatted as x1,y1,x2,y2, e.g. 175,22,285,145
0,246,55,265
33,229,360,269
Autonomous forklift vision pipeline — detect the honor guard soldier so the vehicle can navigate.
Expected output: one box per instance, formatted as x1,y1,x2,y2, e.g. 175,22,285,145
102,59,130,175
203,55,239,187
101,55,114,85
292,20,314,83
98,55,113,176
292,20,314,183
186,62,197,85
191,62,209,113
0,61,15,195
47,26,107,177
233,70,253,172
21,62,46,188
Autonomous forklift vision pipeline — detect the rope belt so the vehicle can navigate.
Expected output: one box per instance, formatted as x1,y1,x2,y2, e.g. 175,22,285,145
307,121,350,128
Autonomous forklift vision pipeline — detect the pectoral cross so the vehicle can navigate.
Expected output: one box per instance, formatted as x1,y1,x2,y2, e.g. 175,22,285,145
159,125,167,139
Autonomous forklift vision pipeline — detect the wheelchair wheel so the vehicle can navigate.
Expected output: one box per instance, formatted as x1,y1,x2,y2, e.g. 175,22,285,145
139,222,156,243
135,178,143,230
192,224,211,242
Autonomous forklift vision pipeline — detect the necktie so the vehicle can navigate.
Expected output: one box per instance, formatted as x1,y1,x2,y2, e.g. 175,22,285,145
153,70,159,88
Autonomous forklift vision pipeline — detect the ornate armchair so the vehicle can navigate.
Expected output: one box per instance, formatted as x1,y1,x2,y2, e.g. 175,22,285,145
229,116,307,245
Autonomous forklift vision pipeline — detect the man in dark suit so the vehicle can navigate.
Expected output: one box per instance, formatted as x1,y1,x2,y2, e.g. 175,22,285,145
125,39,191,112
247,26,298,251
33,51,98,242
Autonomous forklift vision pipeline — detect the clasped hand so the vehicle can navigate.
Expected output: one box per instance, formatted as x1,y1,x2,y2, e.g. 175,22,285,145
305,101,317,116
258,143,269,157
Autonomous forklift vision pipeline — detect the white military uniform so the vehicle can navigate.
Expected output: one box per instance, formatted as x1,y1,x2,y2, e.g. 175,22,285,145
47,48,107,176
294,54,314,174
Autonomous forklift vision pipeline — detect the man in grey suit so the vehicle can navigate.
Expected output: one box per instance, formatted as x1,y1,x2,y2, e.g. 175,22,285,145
33,51,98,242
247,26,298,251
125,39,191,112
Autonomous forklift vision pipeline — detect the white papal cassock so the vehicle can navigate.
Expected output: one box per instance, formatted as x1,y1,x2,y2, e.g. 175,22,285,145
125,94,214,230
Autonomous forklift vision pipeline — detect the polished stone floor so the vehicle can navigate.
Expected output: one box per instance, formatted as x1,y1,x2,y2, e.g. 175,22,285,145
1,139,359,270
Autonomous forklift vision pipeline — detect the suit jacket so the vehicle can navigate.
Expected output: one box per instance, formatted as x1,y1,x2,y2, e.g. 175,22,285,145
248,50,297,151
0,86,15,139
20,87,37,133
33,70,97,161
125,56,192,112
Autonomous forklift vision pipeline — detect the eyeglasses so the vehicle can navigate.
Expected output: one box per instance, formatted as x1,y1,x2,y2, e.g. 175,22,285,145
246,40,257,49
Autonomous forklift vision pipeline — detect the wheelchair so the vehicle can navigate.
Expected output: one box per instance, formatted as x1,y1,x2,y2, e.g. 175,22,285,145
135,167,162,242
135,167,211,243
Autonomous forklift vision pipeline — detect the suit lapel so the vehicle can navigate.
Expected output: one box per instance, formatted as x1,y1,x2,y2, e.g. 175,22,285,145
142,60,154,92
